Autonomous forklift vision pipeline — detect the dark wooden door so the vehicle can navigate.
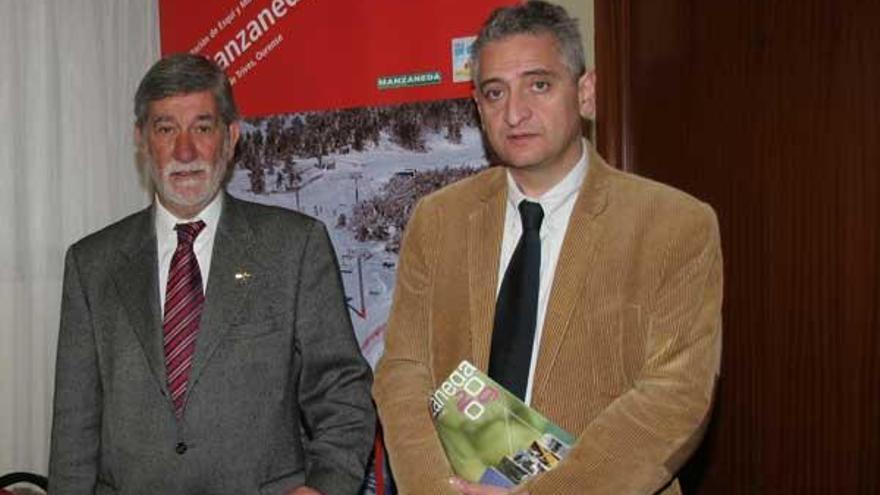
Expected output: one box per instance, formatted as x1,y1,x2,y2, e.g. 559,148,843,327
594,0,880,493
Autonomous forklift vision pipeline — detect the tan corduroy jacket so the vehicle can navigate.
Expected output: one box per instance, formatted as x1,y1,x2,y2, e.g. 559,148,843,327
373,148,723,494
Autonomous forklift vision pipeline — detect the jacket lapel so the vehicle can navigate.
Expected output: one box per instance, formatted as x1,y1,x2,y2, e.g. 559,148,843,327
532,148,611,399
188,194,257,387
112,207,167,394
468,169,507,370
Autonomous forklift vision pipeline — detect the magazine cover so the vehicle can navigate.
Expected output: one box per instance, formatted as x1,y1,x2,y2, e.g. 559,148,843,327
430,360,575,488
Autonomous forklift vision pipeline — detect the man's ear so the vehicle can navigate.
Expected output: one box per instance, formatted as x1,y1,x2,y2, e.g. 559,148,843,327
578,70,596,120
134,124,144,149
472,89,484,128
133,124,154,191
225,121,241,159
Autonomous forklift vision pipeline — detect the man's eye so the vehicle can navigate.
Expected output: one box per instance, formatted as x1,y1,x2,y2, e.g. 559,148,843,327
194,125,215,134
483,88,504,101
532,80,551,92
155,126,175,135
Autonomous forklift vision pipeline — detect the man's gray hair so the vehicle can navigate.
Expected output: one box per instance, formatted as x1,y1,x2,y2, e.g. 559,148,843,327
134,53,239,128
470,0,585,83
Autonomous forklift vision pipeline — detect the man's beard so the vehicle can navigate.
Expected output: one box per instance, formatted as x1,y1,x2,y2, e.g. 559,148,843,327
142,142,231,215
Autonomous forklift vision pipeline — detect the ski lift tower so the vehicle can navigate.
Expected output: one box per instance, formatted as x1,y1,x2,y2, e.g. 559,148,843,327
343,247,369,319
350,171,363,204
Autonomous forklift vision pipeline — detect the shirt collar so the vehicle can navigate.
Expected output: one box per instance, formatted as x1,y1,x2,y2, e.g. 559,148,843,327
154,192,224,238
506,138,589,217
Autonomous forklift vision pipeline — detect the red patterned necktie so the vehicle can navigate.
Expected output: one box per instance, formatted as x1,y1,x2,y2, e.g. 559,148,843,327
163,220,206,417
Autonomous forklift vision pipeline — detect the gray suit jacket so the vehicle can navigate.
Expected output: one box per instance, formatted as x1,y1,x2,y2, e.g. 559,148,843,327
49,194,375,494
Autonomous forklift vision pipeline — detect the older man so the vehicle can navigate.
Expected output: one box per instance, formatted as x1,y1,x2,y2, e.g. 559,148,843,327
373,2,722,494
49,54,375,494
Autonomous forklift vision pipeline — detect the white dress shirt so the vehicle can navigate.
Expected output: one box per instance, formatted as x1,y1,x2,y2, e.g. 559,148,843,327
497,139,589,405
155,193,223,314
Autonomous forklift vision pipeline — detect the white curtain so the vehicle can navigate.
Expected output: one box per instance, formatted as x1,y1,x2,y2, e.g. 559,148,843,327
0,0,159,475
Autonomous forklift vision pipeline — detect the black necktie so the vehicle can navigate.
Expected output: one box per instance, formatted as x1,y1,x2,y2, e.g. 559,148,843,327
489,200,544,400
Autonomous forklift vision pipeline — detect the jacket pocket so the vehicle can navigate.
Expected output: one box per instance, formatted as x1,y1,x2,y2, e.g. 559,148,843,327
95,478,118,494
258,467,306,494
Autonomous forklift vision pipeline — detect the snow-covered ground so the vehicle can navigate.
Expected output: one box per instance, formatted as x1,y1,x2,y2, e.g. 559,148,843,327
227,126,487,367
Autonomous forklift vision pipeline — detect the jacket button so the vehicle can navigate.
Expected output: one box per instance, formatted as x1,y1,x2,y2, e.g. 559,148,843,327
175,442,188,455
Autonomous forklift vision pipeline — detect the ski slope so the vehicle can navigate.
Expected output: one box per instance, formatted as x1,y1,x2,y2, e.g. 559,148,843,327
227,126,487,367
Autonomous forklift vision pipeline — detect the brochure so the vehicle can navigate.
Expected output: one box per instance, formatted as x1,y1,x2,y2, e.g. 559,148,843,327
430,360,575,488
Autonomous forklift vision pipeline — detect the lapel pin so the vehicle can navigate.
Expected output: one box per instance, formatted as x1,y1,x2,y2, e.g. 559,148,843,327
234,271,252,284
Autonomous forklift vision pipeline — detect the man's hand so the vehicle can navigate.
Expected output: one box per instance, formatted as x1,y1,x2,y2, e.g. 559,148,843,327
448,477,529,495
287,487,323,495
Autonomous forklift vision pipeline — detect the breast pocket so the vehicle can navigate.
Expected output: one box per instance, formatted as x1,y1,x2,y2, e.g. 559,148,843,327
551,302,647,399
218,310,295,390
224,309,292,340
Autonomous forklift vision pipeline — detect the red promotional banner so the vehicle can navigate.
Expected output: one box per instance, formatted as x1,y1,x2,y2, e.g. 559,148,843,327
159,0,515,365
160,4,515,491
160,0,515,115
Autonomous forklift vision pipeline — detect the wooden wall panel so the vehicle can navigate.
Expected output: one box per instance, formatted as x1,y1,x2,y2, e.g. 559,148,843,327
595,0,880,493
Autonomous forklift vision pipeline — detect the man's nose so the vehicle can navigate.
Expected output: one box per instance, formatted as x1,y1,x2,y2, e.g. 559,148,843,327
173,132,196,163
504,89,532,127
